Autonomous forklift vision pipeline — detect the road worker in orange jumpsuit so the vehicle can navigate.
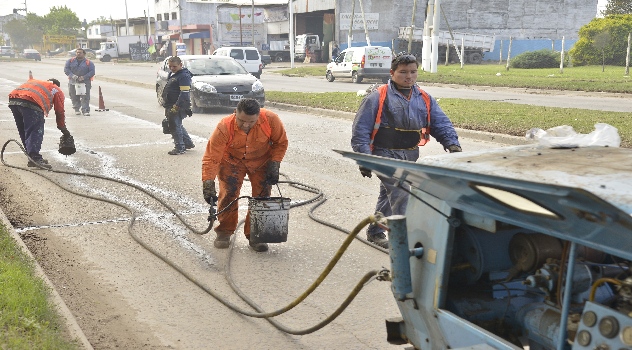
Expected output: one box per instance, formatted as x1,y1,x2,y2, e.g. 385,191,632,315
202,98,288,252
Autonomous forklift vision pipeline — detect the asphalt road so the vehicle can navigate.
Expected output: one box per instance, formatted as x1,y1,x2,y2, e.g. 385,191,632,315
0,59,513,349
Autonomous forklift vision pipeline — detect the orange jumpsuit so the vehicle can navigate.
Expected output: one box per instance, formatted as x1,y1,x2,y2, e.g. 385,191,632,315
202,109,288,238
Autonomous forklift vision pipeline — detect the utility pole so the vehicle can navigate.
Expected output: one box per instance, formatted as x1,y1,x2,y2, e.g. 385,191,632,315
347,0,355,49
178,0,183,43
124,0,130,35
408,0,418,54
251,0,255,46
146,0,152,43
13,0,27,15
357,0,370,46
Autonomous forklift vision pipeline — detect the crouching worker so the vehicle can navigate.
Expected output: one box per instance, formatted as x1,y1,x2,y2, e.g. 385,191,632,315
201,98,288,252
8,78,71,169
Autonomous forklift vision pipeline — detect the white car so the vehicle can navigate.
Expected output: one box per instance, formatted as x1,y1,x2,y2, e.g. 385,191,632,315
326,46,392,84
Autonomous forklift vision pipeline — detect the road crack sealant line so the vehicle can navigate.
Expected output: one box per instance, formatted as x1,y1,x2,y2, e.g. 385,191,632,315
1,139,390,335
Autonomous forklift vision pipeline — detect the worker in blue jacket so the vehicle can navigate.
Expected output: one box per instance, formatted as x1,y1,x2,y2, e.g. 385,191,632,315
351,53,462,249
161,56,195,155
64,48,95,116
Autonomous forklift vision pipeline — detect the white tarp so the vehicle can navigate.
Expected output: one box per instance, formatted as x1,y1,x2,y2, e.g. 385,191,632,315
186,0,288,4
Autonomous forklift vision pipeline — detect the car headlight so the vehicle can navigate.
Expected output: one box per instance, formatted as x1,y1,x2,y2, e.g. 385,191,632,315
252,80,264,92
193,81,217,93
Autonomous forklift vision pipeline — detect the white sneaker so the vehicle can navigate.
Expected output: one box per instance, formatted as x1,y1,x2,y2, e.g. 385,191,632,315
83,112,90,116
74,109,81,115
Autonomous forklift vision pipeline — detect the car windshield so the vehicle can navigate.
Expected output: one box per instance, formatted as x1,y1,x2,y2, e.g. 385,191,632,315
184,58,248,76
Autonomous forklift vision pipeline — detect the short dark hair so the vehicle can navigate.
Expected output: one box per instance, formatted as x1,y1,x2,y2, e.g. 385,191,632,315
168,56,182,65
48,78,60,87
236,98,260,115
76,48,86,54
391,53,418,71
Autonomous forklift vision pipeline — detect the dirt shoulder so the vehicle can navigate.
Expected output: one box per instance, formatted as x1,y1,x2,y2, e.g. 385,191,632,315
0,167,165,349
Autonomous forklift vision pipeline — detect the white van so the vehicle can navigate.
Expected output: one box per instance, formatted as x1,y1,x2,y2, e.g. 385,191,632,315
212,46,263,79
326,46,392,83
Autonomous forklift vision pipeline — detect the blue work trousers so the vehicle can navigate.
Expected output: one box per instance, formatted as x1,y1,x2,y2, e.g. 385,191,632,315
367,147,420,236
68,82,91,113
9,105,46,161
166,108,193,151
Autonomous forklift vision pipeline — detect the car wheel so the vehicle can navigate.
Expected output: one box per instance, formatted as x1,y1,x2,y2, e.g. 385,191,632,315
352,72,363,84
156,86,165,107
191,97,202,113
102,55,111,62
326,71,335,82
274,54,284,62
468,52,482,64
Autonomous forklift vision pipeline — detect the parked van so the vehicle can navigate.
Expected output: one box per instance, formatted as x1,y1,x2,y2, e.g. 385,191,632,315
212,46,263,79
326,46,392,83
0,46,15,58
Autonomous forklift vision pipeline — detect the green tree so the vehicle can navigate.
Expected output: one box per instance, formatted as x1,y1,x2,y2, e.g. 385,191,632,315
601,0,632,16
44,6,81,36
90,16,112,25
4,14,45,49
569,14,632,66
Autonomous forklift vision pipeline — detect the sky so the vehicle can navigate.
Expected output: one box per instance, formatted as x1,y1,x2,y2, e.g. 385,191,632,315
0,0,152,23
0,0,611,23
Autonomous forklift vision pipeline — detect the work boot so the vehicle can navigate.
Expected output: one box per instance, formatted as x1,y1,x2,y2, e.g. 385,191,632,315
185,144,195,150
248,240,268,252
167,148,186,155
213,233,231,249
367,232,389,249
27,158,52,170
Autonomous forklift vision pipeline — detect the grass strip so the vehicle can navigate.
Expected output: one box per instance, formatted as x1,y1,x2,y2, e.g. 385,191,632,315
278,64,632,94
265,91,631,148
0,222,78,350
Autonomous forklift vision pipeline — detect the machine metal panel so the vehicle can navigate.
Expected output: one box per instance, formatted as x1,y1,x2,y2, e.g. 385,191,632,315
337,146,632,261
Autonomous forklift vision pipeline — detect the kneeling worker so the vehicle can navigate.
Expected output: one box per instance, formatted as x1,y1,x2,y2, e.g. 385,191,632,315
202,99,288,252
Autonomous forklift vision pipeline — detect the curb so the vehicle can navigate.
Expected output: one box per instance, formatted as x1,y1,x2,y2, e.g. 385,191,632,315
0,210,93,350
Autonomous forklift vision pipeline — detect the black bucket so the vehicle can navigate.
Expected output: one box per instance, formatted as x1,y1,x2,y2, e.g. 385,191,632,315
249,197,291,244
58,134,76,156
162,118,170,134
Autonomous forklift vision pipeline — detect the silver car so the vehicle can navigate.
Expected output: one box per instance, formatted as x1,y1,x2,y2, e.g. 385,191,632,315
156,55,265,112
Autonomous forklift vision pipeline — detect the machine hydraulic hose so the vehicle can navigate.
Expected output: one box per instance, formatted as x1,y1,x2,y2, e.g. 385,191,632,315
1,139,392,335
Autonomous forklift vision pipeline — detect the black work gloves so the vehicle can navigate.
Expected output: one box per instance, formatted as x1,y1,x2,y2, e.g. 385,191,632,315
265,161,281,185
447,145,462,153
202,180,218,205
59,128,71,137
359,166,372,178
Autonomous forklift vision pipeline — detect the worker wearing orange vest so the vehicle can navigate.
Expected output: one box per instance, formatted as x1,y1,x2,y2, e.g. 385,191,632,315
64,48,95,116
351,53,462,249
8,78,71,169
202,99,289,252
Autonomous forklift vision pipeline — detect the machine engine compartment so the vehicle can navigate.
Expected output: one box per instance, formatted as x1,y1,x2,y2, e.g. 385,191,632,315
446,216,632,350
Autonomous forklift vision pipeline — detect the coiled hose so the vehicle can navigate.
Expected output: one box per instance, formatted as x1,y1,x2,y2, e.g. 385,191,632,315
1,139,389,334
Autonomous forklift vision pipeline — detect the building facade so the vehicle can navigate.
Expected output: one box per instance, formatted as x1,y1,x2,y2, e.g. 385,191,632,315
151,0,599,61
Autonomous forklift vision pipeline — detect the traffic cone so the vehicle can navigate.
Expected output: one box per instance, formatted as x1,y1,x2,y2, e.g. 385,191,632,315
96,86,109,112
28,70,33,80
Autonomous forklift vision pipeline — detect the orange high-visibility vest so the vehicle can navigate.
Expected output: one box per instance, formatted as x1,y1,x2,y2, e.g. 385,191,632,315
9,80,55,116
223,109,272,146
369,84,431,151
